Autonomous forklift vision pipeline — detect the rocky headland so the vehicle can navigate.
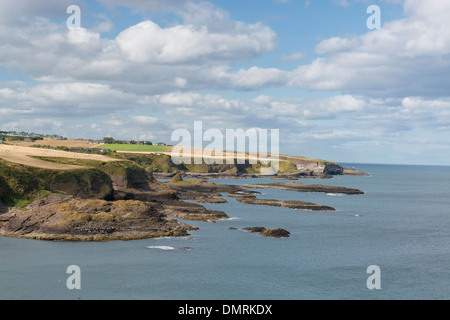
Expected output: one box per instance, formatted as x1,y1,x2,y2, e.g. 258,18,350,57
0,150,367,241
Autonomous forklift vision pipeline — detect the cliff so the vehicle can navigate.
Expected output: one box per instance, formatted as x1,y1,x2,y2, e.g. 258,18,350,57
115,152,362,178
0,159,230,240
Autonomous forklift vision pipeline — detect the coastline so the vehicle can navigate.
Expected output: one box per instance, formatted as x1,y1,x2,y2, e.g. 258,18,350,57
0,145,368,241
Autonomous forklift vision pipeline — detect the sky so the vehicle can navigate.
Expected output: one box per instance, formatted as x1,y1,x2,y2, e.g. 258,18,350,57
0,0,449,165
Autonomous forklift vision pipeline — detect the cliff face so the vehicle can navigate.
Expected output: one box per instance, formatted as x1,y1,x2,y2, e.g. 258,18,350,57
290,159,343,175
117,152,346,177
50,169,114,200
324,163,344,175
0,159,157,206
0,159,230,240
99,161,153,191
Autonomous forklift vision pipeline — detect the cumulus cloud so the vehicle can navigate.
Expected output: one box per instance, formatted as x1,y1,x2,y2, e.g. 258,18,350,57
290,0,450,97
0,0,278,94
115,20,276,64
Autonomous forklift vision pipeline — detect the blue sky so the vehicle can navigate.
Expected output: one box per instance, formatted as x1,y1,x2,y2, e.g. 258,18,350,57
1,0,449,165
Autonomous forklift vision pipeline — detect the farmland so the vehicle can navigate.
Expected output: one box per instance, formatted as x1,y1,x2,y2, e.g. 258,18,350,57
101,144,171,152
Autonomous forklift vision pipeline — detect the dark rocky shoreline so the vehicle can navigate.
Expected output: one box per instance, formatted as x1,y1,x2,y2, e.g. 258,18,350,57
242,181,365,195
0,158,367,241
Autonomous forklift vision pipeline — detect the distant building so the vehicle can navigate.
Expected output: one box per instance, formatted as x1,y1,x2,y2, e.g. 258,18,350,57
156,142,167,146
93,148,108,153
88,140,104,145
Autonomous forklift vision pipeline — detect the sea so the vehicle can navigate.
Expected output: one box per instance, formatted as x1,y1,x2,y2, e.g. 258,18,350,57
0,163,449,300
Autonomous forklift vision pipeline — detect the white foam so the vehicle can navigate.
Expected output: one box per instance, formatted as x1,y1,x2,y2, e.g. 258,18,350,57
147,245,175,250
155,236,172,240
225,217,241,221
327,193,345,196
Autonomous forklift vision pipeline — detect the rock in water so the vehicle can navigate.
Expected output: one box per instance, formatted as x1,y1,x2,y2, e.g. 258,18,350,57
261,228,290,238
243,227,266,233
170,172,183,183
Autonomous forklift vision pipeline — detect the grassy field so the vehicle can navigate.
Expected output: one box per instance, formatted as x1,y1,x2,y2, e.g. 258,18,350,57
101,144,170,152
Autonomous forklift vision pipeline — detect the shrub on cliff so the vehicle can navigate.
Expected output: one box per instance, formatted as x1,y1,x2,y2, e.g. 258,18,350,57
50,169,113,200
98,161,153,189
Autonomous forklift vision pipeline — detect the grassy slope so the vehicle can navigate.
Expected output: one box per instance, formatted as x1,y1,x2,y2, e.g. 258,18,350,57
0,157,151,207
0,160,56,207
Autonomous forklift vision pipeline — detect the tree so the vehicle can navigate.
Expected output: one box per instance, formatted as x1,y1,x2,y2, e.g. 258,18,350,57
103,137,114,144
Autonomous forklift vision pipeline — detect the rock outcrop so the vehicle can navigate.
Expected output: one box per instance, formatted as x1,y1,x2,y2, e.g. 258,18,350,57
240,227,290,238
243,227,267,233
236,197,336,211
284,158,344,175
0,152,365,242
50,169,114,200
243,181,364,195
170,172,183,183
166,178,256,204
343,167,371,176
161,200,229,222
261,228,290,238
0,194,197,241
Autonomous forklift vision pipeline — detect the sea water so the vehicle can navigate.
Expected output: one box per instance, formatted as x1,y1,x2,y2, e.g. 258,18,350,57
0,164,449,300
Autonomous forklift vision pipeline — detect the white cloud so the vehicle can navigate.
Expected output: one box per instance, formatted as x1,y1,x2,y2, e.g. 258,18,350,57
116,20,276,64
0,1,278,93
289,0,450,97
225,67,287,88
1,0,450,164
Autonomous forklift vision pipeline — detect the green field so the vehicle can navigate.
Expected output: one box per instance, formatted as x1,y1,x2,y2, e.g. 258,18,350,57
101,144,170,152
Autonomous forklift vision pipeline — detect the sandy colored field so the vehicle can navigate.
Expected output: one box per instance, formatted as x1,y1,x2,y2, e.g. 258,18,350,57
0,144,118,170
10,138,96,149
123,146,281,163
